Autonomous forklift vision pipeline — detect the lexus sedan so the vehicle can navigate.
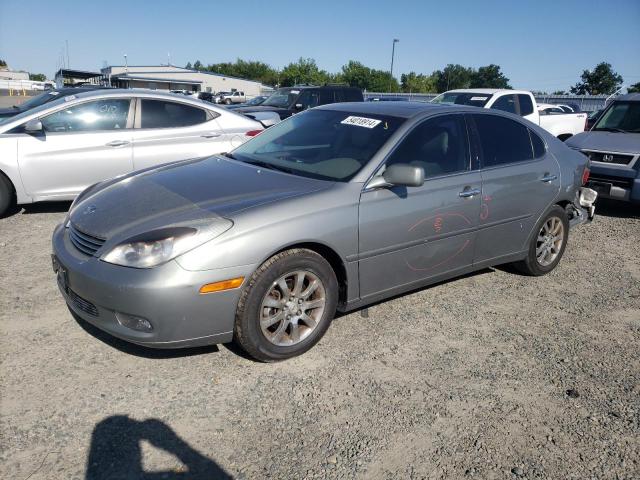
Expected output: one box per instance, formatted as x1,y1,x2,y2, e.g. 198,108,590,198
0,89,263,216
52,102,596,361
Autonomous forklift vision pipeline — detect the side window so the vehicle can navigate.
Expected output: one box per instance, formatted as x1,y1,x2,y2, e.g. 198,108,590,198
490,95,517,114
517,94,534,116
296,90,321,109
140,100,208,128
530,130,546,158
473,114,534,167
386,114,470,178
41,99,130,132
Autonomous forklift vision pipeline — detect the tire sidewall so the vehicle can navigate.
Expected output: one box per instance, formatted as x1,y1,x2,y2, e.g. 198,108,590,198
237,250,338,361
0,173,13,217
526,205,570,275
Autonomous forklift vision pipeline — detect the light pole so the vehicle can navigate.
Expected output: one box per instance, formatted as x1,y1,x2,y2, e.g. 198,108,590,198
124,54,128,73
390,38,399,93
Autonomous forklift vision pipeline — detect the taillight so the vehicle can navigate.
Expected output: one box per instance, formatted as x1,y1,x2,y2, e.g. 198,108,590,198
582,167,590,185
245,130,263,137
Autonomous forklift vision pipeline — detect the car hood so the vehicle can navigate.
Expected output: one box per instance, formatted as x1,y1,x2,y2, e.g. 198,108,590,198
566,131,640,155
70,156,330,240
233,105,291,117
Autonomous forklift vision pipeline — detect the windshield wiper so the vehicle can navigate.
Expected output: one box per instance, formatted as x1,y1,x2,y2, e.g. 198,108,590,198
594,127,627,134
243,159,295,174
223,152,237,160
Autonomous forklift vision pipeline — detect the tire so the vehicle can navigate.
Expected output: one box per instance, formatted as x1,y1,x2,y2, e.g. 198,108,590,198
234,248,338,362
514,205,569,276
225,99,232,105
0,172,15,217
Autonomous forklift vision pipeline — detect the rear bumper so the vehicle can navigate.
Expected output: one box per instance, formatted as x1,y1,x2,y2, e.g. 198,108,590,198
569,187,597,228
52,223,255,349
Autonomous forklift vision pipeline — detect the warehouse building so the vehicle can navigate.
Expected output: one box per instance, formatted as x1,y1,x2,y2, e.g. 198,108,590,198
101,65,270,96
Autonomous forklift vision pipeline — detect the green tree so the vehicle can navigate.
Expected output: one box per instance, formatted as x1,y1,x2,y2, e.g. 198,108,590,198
570,62,623,95
433,64,474,93
280,58,329,87
0,59,7,67
469,64,511,89
29,73,46,81
552,90,567,95
401,72,437,93
193,60,204,71
628,82,640,93
338,60,399,92
185,62,192,69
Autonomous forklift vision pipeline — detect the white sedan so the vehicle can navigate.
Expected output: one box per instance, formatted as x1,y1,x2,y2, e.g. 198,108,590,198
0,89,264,215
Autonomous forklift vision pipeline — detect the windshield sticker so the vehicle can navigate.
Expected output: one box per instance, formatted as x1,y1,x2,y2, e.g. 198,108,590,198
341,116,382,128
290,90,300,95
64,95,76,102
470,96,488,101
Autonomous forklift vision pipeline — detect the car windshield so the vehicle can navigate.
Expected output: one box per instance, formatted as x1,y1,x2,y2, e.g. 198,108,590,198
593,101,640,133
431,92,493,108
14,91,63,110
246,96,265,105
0,94,70,126
230,109,405,181
262,88,299,108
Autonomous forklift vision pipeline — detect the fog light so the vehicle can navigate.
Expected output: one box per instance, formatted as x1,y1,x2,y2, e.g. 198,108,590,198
115,312,153,332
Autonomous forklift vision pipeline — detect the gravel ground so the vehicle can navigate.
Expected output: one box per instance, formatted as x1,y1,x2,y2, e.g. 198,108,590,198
1,200,638,480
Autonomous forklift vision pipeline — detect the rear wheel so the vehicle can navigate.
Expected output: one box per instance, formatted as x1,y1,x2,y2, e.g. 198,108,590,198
514,205,569,276
0,173,15,217
234,249,338,362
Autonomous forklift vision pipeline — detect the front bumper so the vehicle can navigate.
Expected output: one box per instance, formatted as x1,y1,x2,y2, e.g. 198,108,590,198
588,163,640,203
52,223,254,349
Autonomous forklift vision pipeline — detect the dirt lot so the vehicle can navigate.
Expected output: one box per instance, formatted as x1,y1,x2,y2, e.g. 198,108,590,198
0,200,638,479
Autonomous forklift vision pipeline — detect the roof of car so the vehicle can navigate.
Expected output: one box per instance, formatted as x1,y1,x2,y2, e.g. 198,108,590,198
317,101,469,118
444,88,532,96
615,93,640,102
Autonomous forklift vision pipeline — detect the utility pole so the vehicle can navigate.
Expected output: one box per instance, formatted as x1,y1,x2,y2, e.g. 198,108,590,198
124,54,128,72
389,38,399,93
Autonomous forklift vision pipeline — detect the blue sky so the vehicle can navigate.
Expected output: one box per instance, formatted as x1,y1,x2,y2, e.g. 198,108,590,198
1,0,639,91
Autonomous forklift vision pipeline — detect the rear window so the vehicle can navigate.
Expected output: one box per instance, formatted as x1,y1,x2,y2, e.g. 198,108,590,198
490,95,517,114
231,109,405,181
473,114,534,167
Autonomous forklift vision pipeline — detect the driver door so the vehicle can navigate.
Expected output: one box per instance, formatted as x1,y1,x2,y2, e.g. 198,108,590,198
17,97,134,200
358,114,481,299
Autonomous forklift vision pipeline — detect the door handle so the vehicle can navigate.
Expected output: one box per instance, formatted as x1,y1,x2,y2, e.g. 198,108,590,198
541,173,558,183
105,140,130,147
201,132,222,138
459,187,481,198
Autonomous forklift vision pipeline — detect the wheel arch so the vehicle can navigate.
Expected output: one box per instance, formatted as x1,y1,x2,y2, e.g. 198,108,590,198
266,241,349,308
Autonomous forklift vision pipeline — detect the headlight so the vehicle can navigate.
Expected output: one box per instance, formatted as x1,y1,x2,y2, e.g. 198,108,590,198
101,222,232,268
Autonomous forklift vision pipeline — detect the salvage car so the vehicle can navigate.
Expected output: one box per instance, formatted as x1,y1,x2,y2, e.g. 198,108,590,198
566,93,640,204
432,89,588,141
52,102,596,361
234,84,364,121
0,89,263,216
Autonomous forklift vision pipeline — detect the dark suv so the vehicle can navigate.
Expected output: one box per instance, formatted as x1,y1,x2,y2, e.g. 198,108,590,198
234,84,363,120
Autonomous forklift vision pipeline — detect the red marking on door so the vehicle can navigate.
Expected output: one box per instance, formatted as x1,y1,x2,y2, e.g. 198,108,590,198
434,217,443,233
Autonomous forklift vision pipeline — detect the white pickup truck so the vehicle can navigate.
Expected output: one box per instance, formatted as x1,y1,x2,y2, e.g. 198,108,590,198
432,89,588,141
217,91,246,105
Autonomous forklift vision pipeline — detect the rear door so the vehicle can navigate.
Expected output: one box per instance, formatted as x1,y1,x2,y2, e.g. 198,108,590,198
132,98,231,170
358,113,481,299
17,97,134,199
469,113,560,264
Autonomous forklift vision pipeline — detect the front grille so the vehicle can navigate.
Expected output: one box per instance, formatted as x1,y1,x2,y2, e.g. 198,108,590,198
68,223,105,256
589,174,634,189
583,150,635,165
68,288,99,317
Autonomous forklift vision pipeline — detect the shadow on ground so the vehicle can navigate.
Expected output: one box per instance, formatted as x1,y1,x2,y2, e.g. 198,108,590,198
595,198,639,219
71,310,220,359
86,415,231,480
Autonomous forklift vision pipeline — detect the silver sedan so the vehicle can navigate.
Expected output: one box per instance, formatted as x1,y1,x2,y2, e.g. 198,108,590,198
0,89,263,215
52,102,596,361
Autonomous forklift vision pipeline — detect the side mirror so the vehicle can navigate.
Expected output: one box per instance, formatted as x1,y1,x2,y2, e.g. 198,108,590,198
367,164,425,189
25,119,43,133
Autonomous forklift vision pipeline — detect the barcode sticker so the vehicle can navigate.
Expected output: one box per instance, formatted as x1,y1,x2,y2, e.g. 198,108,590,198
341,116,382,128
470,96,488,101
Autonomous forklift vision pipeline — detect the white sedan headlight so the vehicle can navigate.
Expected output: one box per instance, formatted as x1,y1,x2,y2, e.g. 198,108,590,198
101,222,232,268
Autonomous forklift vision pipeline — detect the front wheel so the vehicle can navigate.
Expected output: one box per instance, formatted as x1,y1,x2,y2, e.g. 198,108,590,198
514,205,569,276
234,249,338,362
225,99,232,105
